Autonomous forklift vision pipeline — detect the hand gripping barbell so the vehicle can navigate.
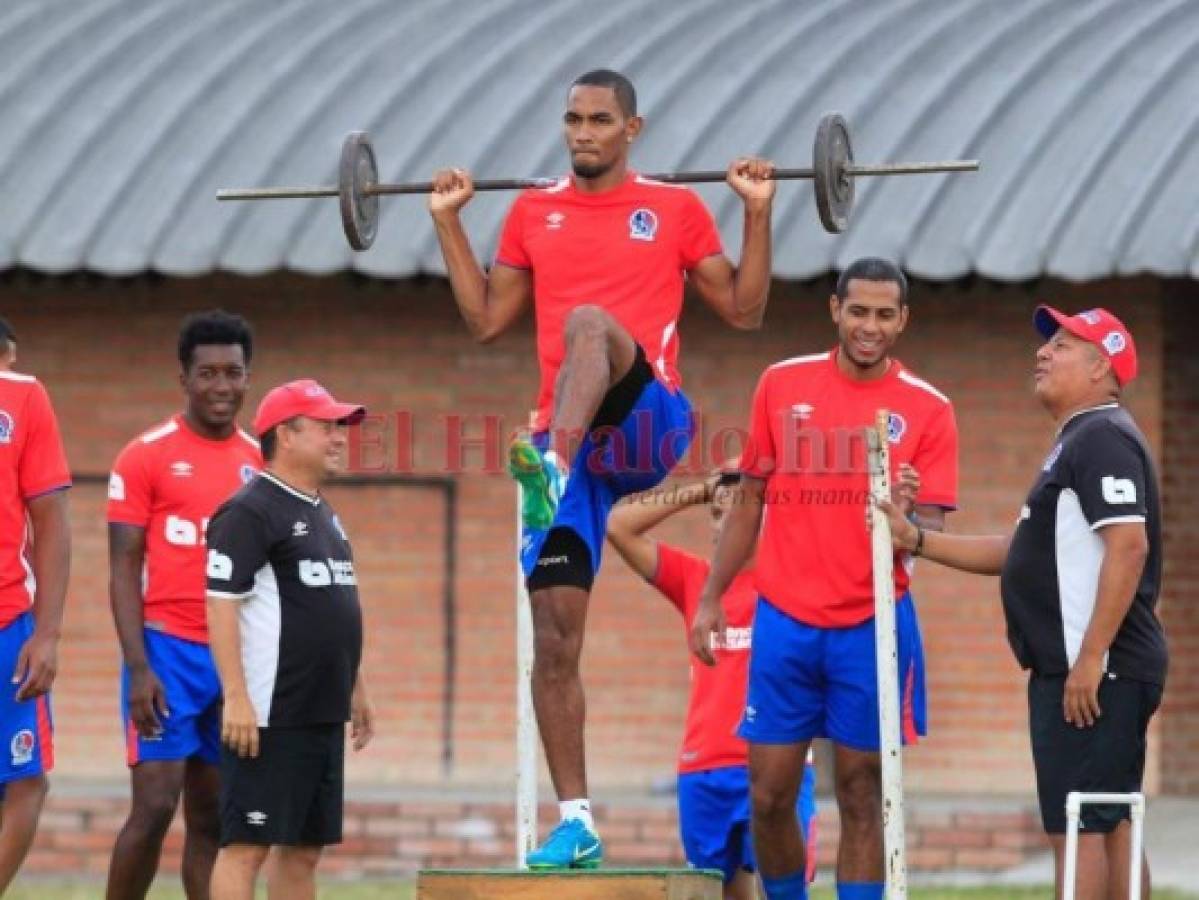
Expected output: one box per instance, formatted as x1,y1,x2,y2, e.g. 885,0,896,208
216,113,979,251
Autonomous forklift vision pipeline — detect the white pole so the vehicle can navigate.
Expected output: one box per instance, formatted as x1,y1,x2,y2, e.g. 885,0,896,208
867,410,907,899
1062,791,1146,900
515,484,538,866
1129,793,1145,900
1063,792,1081,900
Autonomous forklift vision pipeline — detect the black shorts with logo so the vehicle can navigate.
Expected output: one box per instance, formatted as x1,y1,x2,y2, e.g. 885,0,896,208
1028,672,1161,834
220,723,345,846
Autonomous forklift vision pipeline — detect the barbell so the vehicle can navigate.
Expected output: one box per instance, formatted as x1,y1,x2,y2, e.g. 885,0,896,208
216,112,979,251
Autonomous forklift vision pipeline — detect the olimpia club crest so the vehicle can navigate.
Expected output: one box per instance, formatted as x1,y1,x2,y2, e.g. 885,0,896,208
628,208,658,241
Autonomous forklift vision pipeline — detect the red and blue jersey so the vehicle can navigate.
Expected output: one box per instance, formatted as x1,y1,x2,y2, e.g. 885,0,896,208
0,373,71,629
495,172,723,431
108,415,261,643
651,545,756,774
741,349,958,627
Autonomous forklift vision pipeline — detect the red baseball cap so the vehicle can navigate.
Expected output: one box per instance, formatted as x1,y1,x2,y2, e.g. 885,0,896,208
1034,305,1138,386
253,379,366,436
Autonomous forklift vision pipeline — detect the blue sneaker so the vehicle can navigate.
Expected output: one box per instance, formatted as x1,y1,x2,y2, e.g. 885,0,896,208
508,437,566,531
526,817,603,870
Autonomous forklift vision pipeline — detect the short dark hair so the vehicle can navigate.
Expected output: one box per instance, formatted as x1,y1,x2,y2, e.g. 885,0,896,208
571,69,637,117
836,257,908,306
0,317,16,346
259,426,278,462
177,309,254,372
259,417,300,462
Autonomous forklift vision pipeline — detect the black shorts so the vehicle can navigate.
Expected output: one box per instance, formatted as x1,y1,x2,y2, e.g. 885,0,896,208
1028,672,1161,834
219,723,345,847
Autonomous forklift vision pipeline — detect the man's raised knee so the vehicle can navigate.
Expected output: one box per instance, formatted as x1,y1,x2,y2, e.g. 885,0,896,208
563,304,612,345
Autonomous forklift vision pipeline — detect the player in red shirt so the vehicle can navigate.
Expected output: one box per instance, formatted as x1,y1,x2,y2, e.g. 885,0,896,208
105,312,261,900
0,321,71,895
607,472,819,899
430,68,776,867
692,258,959,900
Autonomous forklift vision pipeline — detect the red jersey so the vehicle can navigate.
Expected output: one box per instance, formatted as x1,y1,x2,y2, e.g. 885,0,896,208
741,349,958,627
0,373,71,629
652,544,755,774
495,172,723,431
107,415,261,643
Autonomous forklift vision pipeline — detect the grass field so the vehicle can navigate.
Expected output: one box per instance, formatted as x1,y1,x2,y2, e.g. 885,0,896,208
7,882,1199,899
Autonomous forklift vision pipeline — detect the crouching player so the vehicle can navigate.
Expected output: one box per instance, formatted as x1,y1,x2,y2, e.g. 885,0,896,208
607,472,817,898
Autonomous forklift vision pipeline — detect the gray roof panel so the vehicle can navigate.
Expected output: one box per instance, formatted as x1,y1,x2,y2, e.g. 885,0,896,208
1,0,1195,280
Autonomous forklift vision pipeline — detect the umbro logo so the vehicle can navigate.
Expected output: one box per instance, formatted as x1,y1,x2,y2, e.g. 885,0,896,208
292,520,309,537
170,461,193,478
246,811,267,826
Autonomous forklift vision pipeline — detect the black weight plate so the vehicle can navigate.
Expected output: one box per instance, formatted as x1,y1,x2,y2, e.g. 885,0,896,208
339,131,379,251
813,113,854,233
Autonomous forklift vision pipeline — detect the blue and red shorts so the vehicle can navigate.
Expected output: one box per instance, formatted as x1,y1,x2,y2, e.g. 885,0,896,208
678,761,818,883
739,594,927,750
0,612,54,785
121,628,221,766
521,348,693,587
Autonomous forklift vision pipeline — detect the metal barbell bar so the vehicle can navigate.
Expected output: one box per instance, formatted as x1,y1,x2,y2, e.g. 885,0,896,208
216,112,979,250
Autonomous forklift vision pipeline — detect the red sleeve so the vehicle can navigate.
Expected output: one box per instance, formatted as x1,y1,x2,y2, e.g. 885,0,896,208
107,440,153,527
913,401,959,509
651,544,709,616
678,190,723,270
494,194,531,269
18,381,71,499
739,370,776,480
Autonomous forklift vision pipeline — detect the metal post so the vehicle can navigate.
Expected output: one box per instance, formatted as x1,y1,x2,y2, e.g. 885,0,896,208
867,410,907,898
1062,791,1146,900
1063,792,1081,900
515,485,537,866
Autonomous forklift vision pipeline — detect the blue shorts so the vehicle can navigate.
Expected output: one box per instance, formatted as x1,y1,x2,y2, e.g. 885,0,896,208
0,612,54,785
678,762,817,883
520,373,693,583
739,595,927,751
121,629,221,767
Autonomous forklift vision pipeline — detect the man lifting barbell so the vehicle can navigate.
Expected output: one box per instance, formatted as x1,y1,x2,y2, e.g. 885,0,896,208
426,66,777,871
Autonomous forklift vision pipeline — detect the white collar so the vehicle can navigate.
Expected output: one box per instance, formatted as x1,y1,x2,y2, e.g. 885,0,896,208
260,470,321,506
1056,402,1119,437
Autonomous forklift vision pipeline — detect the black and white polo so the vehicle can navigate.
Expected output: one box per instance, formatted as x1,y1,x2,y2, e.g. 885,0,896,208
206,471,363,727
1000,403,1166,684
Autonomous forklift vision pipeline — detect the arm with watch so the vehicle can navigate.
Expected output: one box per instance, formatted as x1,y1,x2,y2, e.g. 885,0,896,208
881,498,1010,576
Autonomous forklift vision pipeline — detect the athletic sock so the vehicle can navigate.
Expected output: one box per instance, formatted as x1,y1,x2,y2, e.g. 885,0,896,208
559,798,594,830
761,870,808,899
836,882,884,899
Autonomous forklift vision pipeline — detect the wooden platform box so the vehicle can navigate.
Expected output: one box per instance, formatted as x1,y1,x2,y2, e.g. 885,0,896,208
417,868,723,899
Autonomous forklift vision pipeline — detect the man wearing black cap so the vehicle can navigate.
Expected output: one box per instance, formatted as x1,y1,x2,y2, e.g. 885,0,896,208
879,306,1166,900
204,379,375,900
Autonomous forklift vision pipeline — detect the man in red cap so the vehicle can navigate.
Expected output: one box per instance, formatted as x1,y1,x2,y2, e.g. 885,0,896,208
204,379,375,900
878,306,1166,900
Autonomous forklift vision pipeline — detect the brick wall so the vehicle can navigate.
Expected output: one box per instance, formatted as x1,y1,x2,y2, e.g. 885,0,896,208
1160,281,1199,794
24,787,1045,879
0,271,1191,797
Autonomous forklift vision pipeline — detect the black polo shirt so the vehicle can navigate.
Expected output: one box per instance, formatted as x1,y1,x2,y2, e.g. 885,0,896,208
1000,403,1167,684
206,471,363,727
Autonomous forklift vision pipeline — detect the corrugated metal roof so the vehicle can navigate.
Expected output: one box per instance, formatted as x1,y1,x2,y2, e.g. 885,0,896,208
2,0,1197,280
